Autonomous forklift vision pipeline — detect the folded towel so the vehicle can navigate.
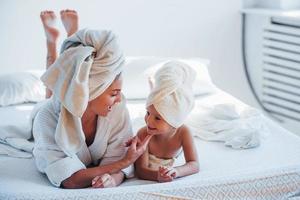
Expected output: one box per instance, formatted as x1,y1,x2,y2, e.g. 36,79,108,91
187,104,268,149
146,61,196,128
41,29,125,156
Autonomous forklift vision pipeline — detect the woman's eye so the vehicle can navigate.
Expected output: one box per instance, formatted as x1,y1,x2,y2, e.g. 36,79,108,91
111,92,118,97
155,116,161,120
146,111,150,116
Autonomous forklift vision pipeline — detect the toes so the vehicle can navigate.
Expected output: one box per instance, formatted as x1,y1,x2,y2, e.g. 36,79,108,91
60,9,65,16
65,9,76,13
47,11,54,15
45,10,53,14
40,11,48,17
40,10,55,17
60,9,77,15
60,9,68,16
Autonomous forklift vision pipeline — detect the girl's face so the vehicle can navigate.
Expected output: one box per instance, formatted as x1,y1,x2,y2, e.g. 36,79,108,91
144,105,175,135
88,77,122,116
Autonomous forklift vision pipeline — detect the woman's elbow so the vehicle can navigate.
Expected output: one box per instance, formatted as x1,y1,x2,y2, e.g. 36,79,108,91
61,179,81,189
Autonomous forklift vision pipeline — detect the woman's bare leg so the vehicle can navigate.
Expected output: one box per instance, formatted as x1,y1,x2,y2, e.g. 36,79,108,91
40,10,59,98
60,9,78,37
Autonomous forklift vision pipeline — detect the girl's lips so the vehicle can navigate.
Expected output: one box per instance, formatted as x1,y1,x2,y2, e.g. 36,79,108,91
147,126,156,130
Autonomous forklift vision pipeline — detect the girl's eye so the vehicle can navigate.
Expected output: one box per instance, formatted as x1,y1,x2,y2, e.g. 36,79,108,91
155,116,161,120
146,111,150,116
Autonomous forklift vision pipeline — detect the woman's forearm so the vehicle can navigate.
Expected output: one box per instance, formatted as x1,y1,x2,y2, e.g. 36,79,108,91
62,158,130,188
175,161,199,178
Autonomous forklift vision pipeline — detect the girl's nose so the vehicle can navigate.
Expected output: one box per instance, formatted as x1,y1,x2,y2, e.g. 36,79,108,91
146,115,154,127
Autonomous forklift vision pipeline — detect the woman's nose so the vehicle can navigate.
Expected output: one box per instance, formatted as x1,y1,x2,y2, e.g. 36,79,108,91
114,93,122,103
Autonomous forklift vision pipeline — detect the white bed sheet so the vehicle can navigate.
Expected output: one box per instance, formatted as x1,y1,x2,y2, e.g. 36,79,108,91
0,90,300,200
0,103,35,128
0,103,36,158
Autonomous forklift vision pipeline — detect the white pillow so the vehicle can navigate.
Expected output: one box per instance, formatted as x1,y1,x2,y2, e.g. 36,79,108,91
0,71,45,106
122,57,216,100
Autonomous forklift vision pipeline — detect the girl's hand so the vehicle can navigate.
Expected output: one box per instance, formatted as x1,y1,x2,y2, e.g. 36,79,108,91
124,135,152,163
92,173,116,188
157,166,177,182
124,136,141,147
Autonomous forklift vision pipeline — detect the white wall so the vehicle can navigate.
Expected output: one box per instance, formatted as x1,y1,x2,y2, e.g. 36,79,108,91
243,0,300,9
0,0,258,107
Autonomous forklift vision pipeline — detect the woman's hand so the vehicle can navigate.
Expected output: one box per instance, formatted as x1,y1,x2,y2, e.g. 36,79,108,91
92,173,116,188
124,135,152,164
157,166,177,182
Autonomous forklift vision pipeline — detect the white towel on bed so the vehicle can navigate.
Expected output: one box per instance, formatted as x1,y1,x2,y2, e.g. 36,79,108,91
40,29,124,156
187,104,268,149
146,61,196,128
0,101,44,158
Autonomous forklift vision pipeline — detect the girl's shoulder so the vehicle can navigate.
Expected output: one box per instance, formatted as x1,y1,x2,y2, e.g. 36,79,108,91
177,125,193,140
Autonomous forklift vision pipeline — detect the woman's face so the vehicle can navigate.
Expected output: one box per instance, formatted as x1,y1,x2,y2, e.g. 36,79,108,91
88,77,123,116
144,105,174,135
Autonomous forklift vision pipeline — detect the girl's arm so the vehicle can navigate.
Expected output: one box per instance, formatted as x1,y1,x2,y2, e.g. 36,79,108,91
174,126,199,178
134,128,158,181
134,148,159,181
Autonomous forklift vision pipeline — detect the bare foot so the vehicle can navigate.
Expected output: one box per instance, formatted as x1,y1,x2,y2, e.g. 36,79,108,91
60,9,78,37
40,11,59,43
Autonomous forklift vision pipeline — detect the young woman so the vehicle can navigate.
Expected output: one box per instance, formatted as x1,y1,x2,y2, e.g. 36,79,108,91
33,10,151,189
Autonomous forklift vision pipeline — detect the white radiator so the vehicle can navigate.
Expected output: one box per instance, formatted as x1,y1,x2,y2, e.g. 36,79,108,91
242,9,300,135
262,17,300,122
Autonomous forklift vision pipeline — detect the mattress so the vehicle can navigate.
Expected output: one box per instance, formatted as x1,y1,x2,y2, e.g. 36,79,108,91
0,90,300,200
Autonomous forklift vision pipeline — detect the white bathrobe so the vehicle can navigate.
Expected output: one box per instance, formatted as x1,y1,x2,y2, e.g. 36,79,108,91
33,95,132,187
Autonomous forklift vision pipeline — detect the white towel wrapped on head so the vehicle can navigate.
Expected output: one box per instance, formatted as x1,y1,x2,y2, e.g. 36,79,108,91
146,61,196,128
40,29,125,156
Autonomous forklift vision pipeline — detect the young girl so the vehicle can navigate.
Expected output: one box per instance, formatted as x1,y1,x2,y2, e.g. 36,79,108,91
134,61,200,182
91,61,199,187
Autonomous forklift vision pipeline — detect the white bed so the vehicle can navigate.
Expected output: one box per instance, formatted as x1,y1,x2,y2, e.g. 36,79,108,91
1,89,300,200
